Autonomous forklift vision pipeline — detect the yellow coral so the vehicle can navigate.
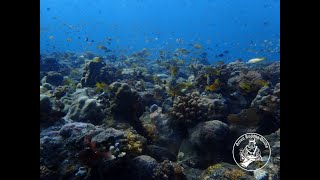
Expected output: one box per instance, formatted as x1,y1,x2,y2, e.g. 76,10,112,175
239,81,252,92
126,132,143,154
224,169,245,180
92,57,103,62
200,164,223,180
254,79,269,87
207,164,222,172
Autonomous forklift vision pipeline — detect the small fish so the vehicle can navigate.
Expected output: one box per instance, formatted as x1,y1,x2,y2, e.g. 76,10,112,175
214,60,225,65
95,82,110,93
169,82,192,97
205,67,220,76
193,43,202,49
254,79,269,87
46,8,50,11
98,45,107,50
239,81,251,92
181,49,189,55
115,69,123,77
170,65,179,77
49,36,54,40
205,79,220,91
85,37,89,42
247,57,266,64
66,38,72,42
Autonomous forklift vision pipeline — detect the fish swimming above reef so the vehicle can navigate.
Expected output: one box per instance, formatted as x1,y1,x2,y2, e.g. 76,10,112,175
193,43,202,49
247,57,266,64
97,45,112,52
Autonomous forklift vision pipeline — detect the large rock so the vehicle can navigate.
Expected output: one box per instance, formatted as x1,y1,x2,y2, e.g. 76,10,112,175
131,155,158,180
178,120,231,168
251,83,280,132
80,57,116,87
91,128,124,145
60,88,90,113
41,71,64,86
110,82,144,121
153,160,186,180
40,130,65,168
58,122,96,138
66,96,104,125
40,56,61,72
189,120,229,149
40,94,52,114
228,84,280,138
144,145,177,162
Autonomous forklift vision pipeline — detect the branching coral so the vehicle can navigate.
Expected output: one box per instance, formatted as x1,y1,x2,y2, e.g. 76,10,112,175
170,92,226,134
199,164,223,180
170,92,207,129
126,131,143,155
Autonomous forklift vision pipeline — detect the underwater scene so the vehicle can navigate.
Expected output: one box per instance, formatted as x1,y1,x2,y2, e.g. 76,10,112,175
40,0,280,179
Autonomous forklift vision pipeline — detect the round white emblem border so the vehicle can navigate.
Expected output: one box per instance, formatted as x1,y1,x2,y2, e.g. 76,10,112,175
232,132,271,172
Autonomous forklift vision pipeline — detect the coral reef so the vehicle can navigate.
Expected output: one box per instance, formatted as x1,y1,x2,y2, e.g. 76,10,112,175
40,51,280,179
80,57,117,87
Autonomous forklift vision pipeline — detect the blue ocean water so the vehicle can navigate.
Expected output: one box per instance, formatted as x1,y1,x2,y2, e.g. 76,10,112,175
40,0,279,63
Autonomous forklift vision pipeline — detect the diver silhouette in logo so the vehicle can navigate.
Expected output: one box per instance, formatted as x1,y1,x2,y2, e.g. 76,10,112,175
239,138,262,167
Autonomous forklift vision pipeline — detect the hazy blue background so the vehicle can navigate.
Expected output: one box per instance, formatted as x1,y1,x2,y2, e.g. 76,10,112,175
40,0,280,63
